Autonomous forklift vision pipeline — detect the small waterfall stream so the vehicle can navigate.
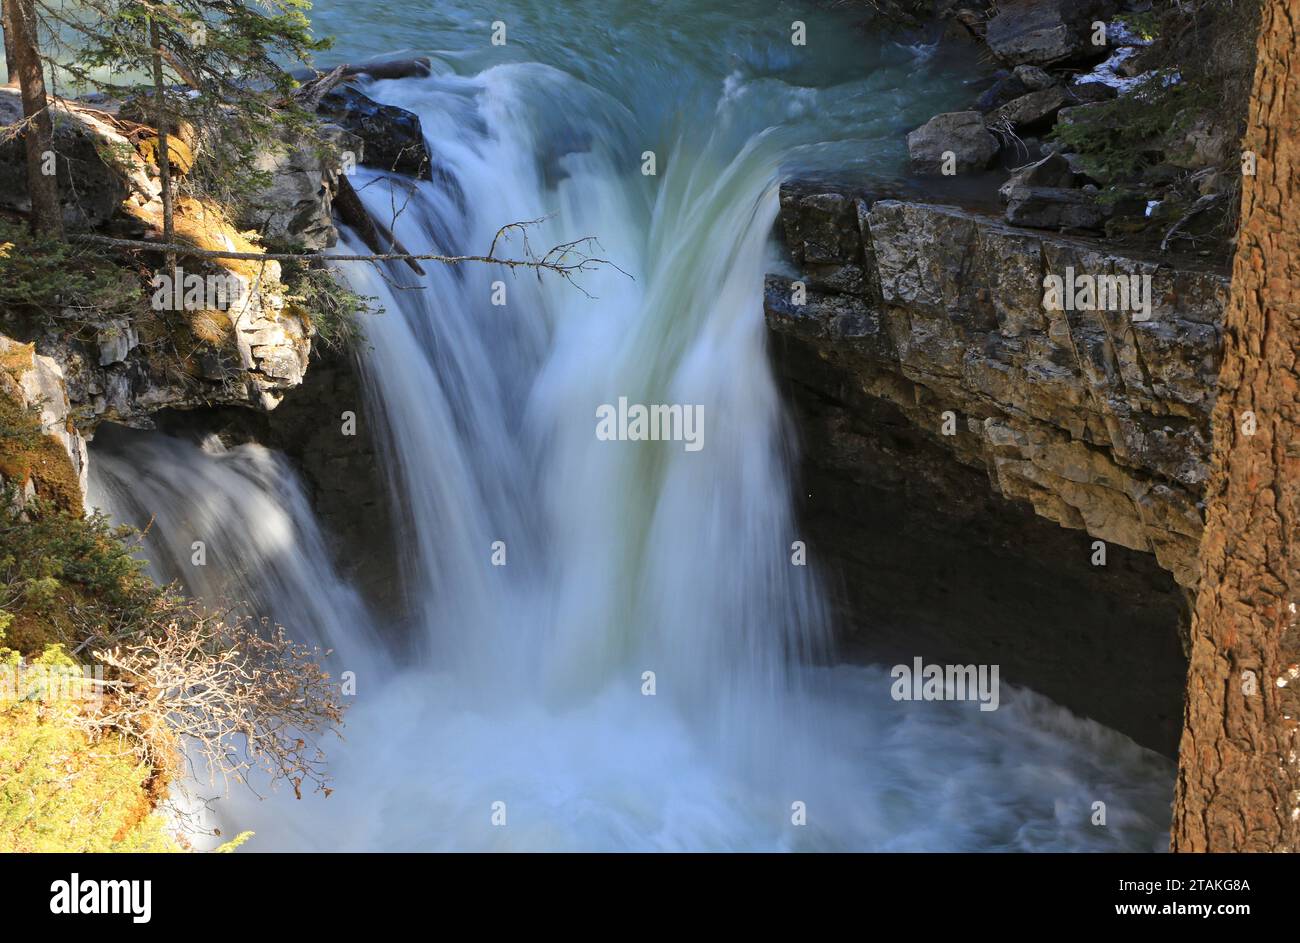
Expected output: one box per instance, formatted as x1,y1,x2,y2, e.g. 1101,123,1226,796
87,0,1174,851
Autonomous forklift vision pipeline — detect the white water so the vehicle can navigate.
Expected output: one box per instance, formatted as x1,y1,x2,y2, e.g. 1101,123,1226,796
88,1,1174,851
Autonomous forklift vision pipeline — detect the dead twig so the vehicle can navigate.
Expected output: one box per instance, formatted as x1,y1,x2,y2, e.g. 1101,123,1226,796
1160,192,1224,252
71,218,633,292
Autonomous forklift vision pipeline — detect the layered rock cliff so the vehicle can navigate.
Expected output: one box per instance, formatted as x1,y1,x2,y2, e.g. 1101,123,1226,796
766,182,1228,754
769,183,1227,590
0,73,429,518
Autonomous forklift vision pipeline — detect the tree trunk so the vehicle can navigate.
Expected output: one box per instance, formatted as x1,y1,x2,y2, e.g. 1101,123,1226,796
2,0,19,86
149,16,176,277
1172,0,1300,852
2,0,61,236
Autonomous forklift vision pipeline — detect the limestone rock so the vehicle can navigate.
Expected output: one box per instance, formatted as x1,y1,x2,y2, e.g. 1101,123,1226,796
906,111,998,175
96,320,139,366
0,335,88,510
240,123,361,251
765,187,1228,589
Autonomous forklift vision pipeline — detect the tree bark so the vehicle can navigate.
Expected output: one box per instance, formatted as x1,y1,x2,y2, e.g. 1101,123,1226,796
1172,0,1300,852
2,0,61,236
2,0,19,86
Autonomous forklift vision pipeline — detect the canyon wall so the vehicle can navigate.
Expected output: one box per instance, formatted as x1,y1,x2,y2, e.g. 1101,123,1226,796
766,182,1229,754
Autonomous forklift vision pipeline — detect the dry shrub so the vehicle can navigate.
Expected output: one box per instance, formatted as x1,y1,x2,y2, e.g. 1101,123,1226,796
88,611,344,800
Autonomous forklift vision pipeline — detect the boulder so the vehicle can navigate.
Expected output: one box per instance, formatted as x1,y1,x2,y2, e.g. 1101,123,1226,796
239,123,361,250
974,72,1030,113
1012,65,1057,90
317,84,431,179
0,89,131,229
906,111,999,175
998,153,1079,199
1058,151,1096,177
1055,103,1107,128
985,0,1118,66
1004,185,1107,230
986,85,1074,132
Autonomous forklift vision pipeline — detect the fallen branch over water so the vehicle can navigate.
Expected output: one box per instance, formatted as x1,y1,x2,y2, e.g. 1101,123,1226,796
71,219,633,292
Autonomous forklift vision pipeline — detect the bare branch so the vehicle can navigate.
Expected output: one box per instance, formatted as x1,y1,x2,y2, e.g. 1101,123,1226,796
82,614,344,798
1160,192,1224,252
71,221,633,288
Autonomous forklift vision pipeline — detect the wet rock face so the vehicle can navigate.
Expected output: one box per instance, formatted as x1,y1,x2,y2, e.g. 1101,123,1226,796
768,328,1189,755
317,85,432,179
770,185,1226,592
262,346,400,618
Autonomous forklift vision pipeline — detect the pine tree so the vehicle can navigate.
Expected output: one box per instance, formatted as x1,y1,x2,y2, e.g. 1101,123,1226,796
1172,0,1300,852
1,0,62,236
3,1,331,239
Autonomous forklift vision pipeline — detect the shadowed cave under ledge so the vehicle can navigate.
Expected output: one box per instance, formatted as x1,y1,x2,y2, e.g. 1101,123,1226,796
770,330,1190,758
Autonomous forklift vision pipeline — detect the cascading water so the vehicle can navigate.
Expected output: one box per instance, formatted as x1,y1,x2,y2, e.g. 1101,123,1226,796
88,0,1174,850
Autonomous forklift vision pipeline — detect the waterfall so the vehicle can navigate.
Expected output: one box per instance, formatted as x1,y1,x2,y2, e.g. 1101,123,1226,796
90,433,378,669
87,2,1174,851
